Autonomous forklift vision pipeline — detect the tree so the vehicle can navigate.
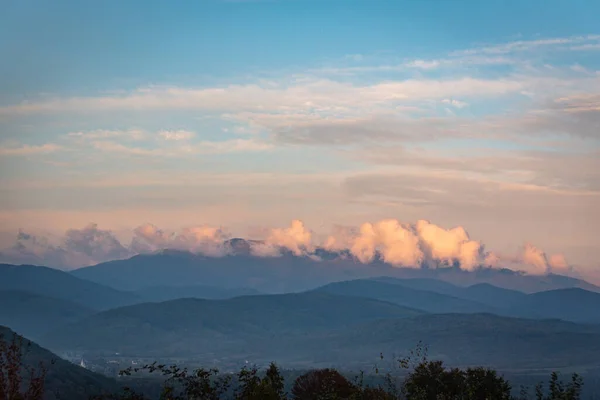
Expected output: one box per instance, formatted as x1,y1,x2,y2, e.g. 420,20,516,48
235,363,286,400
402,360,512,400
0,333,47,400
291,368,356,400
533,372,583,400
116,362,232,400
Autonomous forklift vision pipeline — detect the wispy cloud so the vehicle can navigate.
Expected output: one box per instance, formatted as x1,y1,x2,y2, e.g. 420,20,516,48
451,34,600,56
0,143,62,156
0,77,526,117
158,130,195,141
91,138,272,157
67,129,146,141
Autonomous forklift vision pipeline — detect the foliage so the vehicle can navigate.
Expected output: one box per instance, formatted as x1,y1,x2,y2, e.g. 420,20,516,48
534,372,584,400
98,343,587,400
0,332,47,400
2,330,587,400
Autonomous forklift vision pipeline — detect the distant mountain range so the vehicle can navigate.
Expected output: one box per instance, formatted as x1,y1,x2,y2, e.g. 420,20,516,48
316,278,600,323
0,291,95,340
37,294,600,371
0,263,140,310
69,246,600,294
3,249,600,375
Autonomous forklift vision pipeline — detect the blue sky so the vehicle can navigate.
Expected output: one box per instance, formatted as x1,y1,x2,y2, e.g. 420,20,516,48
0,0,599,279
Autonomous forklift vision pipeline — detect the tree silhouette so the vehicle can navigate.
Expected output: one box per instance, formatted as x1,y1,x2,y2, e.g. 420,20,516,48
401,360,512,400
0,333,47,400
235,362,286,400
533,371,583,400
291,368,356,400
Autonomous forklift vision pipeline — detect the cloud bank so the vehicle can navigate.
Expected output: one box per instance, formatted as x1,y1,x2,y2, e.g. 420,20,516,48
0,219,572,276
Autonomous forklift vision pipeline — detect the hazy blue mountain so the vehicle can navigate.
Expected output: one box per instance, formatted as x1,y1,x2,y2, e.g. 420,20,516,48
507,288,600,323
132,284,262,302
0,263,140,310
0,325,118,400
69,246,600,294
38,300,600,371
0,290,95,340
321,278,600,323
372,277,527,308
323,313,600,370
370,277,464,295
314,279,496,314
41,292,422,356
70,250,386,292
460,283,527,307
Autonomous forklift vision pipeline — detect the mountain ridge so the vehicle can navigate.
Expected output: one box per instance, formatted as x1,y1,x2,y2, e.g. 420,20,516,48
69,248,600,294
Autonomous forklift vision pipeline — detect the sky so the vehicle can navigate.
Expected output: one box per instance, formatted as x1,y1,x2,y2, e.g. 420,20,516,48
0,0,599,280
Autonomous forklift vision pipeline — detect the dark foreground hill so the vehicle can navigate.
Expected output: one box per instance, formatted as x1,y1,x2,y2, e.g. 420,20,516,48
70,249,600,294
0,290,95,340
0,264,140,310
0,325,118,400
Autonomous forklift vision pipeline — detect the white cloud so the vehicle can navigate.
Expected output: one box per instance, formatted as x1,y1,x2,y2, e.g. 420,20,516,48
441,99,469,108
405,59,441,70
0,77,525,118
0,218,576,277
0,143,62,156
452,35,600,56
67,129,146,141
158,130,195,141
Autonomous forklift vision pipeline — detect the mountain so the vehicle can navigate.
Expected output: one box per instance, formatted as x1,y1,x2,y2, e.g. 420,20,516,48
323,278,600,323
459,283,527,307
70,247,600,294
38,301,600,371
133,284,261,302
0,290,95,340
70,250,386,292
0,325,118,400
0,264,140,310
314,279,496,314
322,313,600,370
372,277,527,308
507,288,600,323
41,292,421,357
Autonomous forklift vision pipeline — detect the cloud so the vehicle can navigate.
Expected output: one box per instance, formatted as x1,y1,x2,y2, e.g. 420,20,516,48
90,138,272,157
0,143,61,156
322,219,488,270
519,243,572,274
252,219,314,257
158,130,195,141
130,223,171,253
521,243,551,275
63,223,132,262
0,225,132,269
441,99,468,109
0,219,582,277
131,223,231,257
451,35,600,56
67,129,146,141
405,60,441,70
415,220,484,271
0,77,525,117
348,219,423,267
